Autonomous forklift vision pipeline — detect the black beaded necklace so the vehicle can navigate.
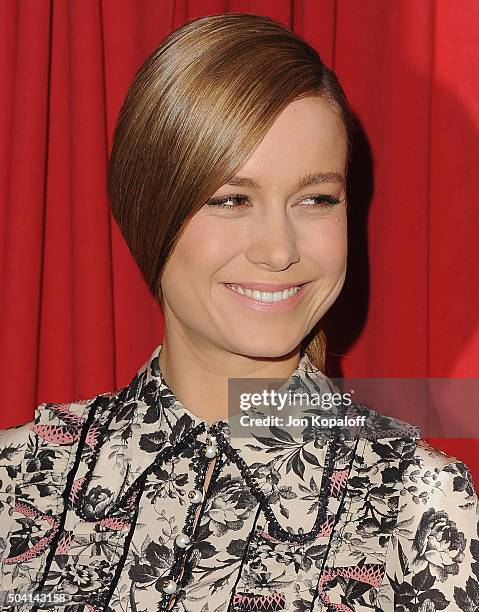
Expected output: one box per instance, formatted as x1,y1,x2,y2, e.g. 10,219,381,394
73,403,341,539
208,423,342,545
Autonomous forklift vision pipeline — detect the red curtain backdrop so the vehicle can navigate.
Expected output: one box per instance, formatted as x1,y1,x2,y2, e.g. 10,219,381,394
1,1,478,478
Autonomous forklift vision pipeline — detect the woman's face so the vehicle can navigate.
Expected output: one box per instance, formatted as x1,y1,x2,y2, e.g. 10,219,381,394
160,96,348,359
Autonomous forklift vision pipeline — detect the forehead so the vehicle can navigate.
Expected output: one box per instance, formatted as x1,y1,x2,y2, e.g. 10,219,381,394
236,96,347,186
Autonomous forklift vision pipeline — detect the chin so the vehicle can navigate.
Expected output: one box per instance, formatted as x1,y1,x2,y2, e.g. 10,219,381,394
227,336,302,359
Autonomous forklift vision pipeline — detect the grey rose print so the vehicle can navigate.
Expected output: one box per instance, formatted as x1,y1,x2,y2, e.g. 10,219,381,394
202,474,257,537
82,484,116,520
62,559,110,595
389,512,472,612
411,507,466,581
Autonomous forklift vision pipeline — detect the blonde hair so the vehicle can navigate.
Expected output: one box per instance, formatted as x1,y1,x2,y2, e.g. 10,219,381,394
107,13,352,372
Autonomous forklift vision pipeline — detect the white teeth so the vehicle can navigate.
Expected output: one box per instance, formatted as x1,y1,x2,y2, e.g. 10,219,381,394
226,284,300,302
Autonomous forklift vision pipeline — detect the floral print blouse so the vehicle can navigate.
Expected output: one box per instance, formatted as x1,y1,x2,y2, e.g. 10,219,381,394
1,343,478,612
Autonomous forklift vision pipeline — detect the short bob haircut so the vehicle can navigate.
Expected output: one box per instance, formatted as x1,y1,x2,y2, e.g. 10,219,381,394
107,12,353,372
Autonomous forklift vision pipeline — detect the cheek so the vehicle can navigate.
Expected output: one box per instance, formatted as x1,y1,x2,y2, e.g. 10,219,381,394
164,218,237,288
302,214,347,273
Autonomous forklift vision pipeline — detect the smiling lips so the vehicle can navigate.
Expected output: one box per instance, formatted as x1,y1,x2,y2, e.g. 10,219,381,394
224,281,308,291
225,283,300,302
222,281,311,310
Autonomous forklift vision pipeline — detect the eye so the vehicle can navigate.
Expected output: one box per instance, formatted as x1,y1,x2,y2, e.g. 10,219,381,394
205,194,343,212
205,195,250,210
301,195,342,208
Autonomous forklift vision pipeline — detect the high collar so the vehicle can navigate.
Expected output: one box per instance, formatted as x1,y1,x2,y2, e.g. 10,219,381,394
109,344,420,474
78,343,420,523
133,342,341,432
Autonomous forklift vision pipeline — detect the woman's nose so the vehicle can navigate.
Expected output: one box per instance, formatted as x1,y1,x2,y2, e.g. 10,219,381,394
244,208,300,271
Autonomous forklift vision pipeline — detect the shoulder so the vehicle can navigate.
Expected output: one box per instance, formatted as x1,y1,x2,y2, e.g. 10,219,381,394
397,437,478,512
356,403,475,488
412,438,463,469
406,438,477,497
355,402,478,511
399,438,478,535
0,398,87,456
0,391,115,492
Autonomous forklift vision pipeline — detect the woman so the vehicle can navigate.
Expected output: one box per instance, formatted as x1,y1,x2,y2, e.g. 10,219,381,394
1,12,478,612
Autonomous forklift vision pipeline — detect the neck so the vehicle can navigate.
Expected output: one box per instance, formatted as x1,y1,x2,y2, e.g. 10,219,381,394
158,330,302,424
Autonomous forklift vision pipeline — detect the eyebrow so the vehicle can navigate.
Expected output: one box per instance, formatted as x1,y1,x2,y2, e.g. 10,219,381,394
225,171,345,191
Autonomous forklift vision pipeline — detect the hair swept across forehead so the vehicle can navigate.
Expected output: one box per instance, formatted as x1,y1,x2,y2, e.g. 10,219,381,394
107,12,352,371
